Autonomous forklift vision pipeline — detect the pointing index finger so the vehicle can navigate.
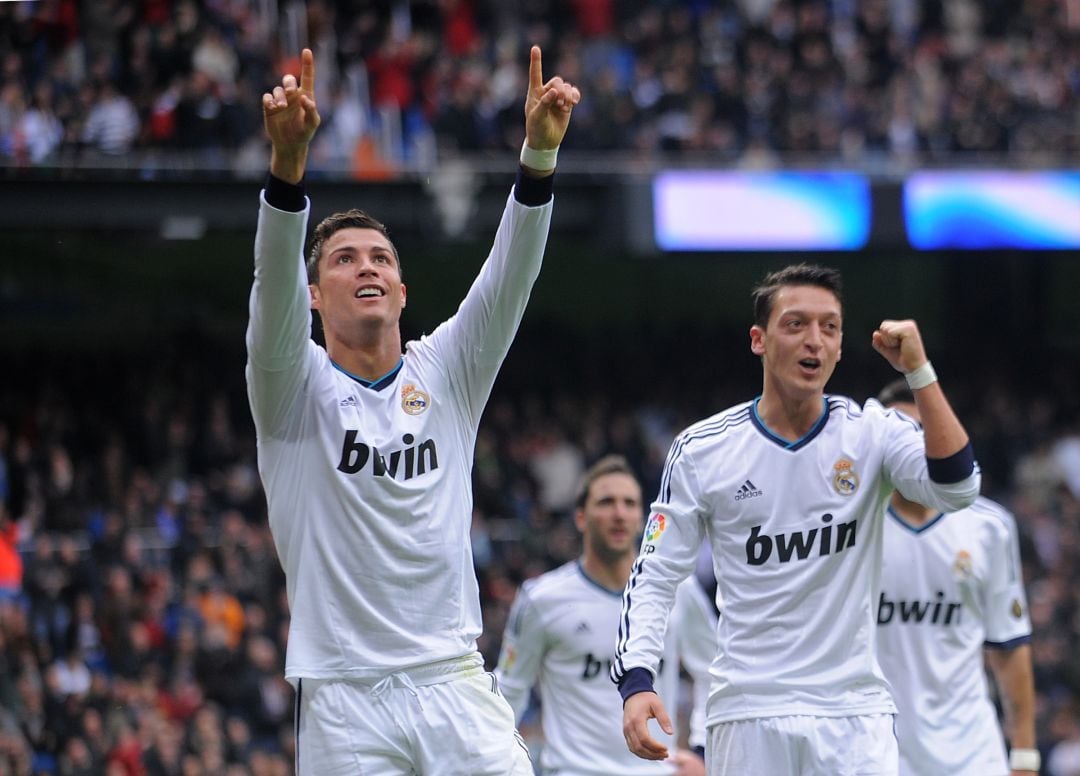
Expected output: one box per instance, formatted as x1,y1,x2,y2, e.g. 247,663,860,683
528,45,543,92
300,47,315,95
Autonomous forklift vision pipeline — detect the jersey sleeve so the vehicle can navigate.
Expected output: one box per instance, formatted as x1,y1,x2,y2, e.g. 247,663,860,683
412,190,552,429
672,577,718,750
982,505,1032,646
611,438,708,695
245,192,316,437
495,585,547,722
874,402,981,513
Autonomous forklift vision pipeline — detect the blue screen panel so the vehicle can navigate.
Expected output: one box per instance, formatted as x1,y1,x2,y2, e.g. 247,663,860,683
653,171,872,251
904,171,1080,250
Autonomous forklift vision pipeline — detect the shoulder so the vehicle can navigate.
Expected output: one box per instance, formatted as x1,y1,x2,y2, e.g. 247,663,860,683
829,395,921,433
521,562,582,603
962,497,1018,539
671,401,756,453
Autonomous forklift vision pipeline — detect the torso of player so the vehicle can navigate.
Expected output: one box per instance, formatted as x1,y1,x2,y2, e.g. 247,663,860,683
260,340,480,680
526,563,679,776
876,501,1025,776
678,398,897,719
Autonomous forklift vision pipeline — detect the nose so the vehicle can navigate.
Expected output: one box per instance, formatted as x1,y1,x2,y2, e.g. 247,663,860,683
804,322,824,349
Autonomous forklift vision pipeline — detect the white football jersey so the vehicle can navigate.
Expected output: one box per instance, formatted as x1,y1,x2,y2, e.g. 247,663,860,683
247,190,551,683
496,563,716,776
612,397,981,726
877,497,1031,776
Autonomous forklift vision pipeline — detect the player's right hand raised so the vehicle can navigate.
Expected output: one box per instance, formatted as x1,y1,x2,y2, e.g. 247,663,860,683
264,48,321,183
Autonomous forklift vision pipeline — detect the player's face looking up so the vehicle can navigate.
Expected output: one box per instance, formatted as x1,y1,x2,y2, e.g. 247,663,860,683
309,227,407,338
750,284,843,402
576,472,643,564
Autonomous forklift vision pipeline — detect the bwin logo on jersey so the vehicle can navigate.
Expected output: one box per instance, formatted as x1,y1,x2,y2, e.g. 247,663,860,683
877,591,963,626
337,431,439,480
745,513,856,565
735,479,763,501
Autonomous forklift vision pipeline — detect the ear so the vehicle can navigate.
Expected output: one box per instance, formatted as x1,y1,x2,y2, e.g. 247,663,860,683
573,507,586,534
400,282,407,310
310,283,321,311
749,324,766,356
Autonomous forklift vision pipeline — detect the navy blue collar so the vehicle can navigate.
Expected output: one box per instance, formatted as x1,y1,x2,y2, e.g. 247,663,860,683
750,396,829,450
887,505,946,534
332,357,403,391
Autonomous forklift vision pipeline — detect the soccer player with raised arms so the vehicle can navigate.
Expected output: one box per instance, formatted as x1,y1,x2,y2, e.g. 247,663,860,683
613,264,981,775
876,380,1037,776
496,455,716,776
248,46,579,774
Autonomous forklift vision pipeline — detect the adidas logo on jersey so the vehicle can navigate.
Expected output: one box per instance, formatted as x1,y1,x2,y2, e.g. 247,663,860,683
339,396,358,407
745,513,856,565
735,479,763,501
575,621,590,634
877,591,963,626
336,430,439,480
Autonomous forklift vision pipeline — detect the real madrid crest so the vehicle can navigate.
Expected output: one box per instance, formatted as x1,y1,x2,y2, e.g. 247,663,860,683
401,383,430,415
1011,599,1024,619
951,550,973,582
832,459,859,496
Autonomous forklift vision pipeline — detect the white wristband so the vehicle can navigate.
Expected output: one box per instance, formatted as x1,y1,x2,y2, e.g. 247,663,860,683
520,141,558,171
904,360,938,390
1009,748,1040,772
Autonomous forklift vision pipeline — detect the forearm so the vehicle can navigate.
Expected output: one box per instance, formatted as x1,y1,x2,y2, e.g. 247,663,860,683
912,381,970,460
987,644,1036,749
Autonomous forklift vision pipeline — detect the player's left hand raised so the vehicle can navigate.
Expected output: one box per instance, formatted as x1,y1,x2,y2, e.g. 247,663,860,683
872,319,929,374
523,45,580,151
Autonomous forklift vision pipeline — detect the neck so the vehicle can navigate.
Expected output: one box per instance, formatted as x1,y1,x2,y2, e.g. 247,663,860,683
890,493,938,526
756,387,824,442
326,330,403,382
579,551,634,593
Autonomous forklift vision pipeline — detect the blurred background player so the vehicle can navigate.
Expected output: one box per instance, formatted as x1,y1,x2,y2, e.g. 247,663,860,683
497,454,715,776
876,380,1038,776
249,46,579,774
613,264,981,775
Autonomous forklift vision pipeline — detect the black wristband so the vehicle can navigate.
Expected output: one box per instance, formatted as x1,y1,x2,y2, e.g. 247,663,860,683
513,166,554,207
265,172,306,212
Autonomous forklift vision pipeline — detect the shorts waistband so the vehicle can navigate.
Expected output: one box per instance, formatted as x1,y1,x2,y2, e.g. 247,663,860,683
365,652,485,689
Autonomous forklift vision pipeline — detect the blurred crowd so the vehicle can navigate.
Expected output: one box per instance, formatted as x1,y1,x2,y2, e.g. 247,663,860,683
1,339,1080,775
0,0,1076,172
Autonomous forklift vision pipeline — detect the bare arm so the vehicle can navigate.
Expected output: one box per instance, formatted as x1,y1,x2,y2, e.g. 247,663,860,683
986,644,1038,774
623,691,673,761
262,48,321,184
872,320,970,459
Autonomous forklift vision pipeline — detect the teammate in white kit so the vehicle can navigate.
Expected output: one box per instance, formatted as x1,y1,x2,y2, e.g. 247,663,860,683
496,455,716,776
612,264,982,775
876,380,1038,776
249,46,579,774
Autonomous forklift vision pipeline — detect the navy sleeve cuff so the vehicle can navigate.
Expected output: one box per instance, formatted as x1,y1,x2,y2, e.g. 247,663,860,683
617,667,656,703
984,634,1031,650
693,746,705,759
513,166,554,207
926,441,976,484
265,173,306,213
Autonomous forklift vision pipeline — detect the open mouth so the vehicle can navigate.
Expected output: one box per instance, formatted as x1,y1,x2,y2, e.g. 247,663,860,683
355,287,385,299
799,358,821,371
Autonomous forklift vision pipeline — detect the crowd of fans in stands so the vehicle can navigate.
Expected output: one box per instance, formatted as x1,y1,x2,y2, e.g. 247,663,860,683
0,0,1075,170
1,340,1080,775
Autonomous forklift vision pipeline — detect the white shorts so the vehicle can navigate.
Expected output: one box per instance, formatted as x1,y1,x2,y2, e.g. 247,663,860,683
295,657,533,775
707,714,898,776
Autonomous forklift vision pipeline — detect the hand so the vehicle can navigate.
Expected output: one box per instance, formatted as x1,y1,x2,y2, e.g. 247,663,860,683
263,47,321,184
871,319,928,374
669,748,707,776
623,692,672,761
523,45,580,152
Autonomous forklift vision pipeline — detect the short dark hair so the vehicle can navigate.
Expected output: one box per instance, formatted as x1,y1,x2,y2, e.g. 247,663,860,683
574,455,638,509
307,209,400,284
751,263,843,328
877,378,914,407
